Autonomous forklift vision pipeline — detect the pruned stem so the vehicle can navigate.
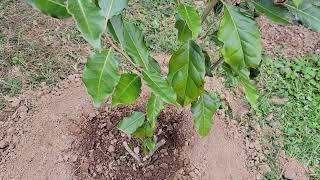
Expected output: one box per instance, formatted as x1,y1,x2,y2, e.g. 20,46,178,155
123,141,143,165
201,0,219,23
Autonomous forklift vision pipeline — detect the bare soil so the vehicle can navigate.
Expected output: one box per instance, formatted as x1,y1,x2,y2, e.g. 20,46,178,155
1,2,317,180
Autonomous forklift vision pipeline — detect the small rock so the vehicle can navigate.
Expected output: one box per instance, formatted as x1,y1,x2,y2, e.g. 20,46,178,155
70,154,78,162
108,145,115,153
159,163,168,169
147,165,155,170
0,140,9,149
9,98,20,107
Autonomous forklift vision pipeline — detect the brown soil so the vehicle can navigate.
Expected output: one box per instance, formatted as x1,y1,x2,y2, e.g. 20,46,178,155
258,16,320,58
1,2,315,180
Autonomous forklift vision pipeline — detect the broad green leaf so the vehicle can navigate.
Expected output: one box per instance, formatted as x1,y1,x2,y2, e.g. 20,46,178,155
311,0,320,6
107,15,125,44
203,50,213,77
67,0,105,49
99,0,128,19
142,138,156,154
132,122,153,139
238,71,259,108
146,93,164,128
217,4,262,70
117,111,145,135
168,40,205,106
27,0,71,19
176,4,201,38
112,73,141,106
191,91,219,136
148,56,162,73
293,0,303,7
107,17,150,69
142,70,178,106
286,1,320,32
82,49,120,107
251,0,291,24
175,19,192,43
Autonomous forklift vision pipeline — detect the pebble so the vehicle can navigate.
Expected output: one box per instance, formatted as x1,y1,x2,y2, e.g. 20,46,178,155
108,145,115,153
133,147,140,155
159,163,168,169
0,140,9,149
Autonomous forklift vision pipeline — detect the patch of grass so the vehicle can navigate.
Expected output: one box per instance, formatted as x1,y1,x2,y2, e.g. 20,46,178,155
257,54,320,178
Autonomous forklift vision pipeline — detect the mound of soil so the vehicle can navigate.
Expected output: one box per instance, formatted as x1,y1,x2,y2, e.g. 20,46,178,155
1,74,265,180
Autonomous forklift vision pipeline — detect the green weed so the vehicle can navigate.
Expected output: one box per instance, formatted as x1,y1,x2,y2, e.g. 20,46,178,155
258,54,320,178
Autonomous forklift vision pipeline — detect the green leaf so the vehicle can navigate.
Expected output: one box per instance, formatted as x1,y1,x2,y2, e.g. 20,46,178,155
132,122,153,139
203,50,213,77
191,91,219,136
146,93,164,128
107,15,125,44
142,138,156,154
67,0,105,49
111,73,141,106
142,70,178,106
147,56,162,73
251,0,291,24
82,49,120,107
107,17,151,69
99,0,128,19
117,112,145,135
286,1,320,32
176,4,201,38
27,0,71,19
217,4,262,70
293,0,303,7
238,71,259,108
175,19,193,43
168,40,205,106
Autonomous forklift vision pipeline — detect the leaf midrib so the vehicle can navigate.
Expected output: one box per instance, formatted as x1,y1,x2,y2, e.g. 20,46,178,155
252,1,289,23
97,49,112,98
75,0,94,40
48,0,65,8
113,74,139,102
286,3,320,23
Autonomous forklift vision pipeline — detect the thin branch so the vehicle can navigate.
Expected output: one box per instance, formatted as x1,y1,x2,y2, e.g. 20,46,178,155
123,141,143,165
105,36,142,72
211,58,224,71
201,0,219,24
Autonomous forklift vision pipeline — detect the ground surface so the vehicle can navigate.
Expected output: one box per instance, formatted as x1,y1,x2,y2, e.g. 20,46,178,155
1,1,319,180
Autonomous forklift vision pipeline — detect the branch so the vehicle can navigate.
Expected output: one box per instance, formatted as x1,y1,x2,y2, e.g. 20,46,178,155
201,0,219,24
105,36,142,72
123,141,143,165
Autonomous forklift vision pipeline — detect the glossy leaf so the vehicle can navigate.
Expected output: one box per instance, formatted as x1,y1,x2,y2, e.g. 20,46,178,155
168,40,205,106
142,138,156,153
27,0,71,19
99,0,128,18
175,19,192,43
112,73,141,106
217,4,262,70
133,122,153,139
293,0,303,7
286,1,320,32
146,93,164,128
176,4,201,38
251,0,291,24
203,50,213,77
117,112,145,135
238,71,259,108
67,0,105,49
82,49,120,107
191,91,219,136
107,15,125,44
142,70,178,106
